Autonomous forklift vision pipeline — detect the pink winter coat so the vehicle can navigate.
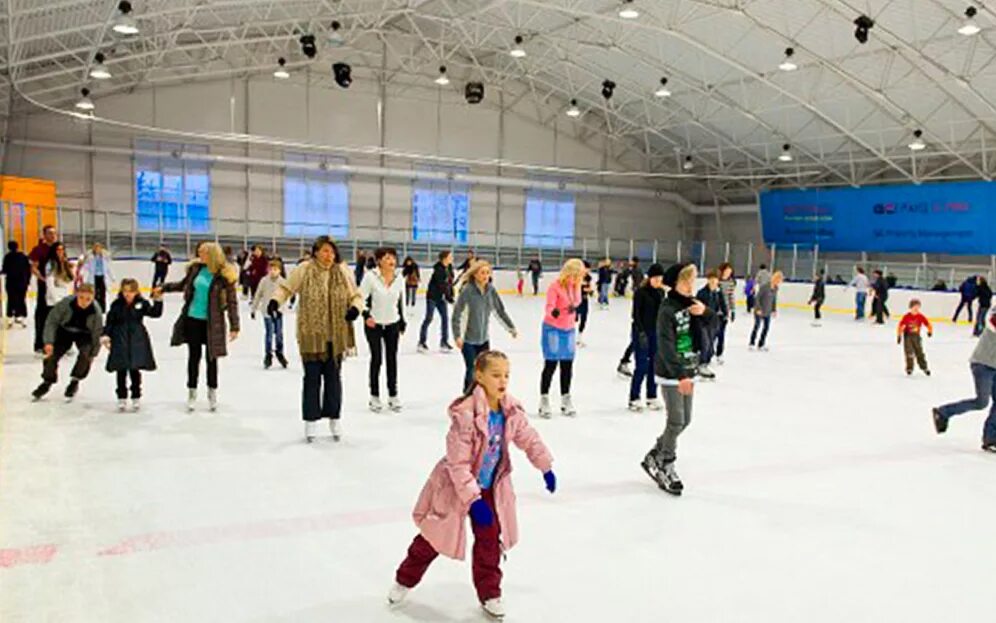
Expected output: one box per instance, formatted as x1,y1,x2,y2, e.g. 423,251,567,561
411,387,554,561
543,279,582,330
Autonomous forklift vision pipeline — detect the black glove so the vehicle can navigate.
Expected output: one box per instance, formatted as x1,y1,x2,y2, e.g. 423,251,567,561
345,307,360,322
897,335,902,345
267,299,279,317
251,312,256,320
551,308,560,318
637,331,649,351
399,320,407,335
567,305,577,314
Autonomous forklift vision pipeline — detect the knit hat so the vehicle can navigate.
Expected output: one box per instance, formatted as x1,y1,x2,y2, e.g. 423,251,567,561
646,263,665,280
662,261,694,289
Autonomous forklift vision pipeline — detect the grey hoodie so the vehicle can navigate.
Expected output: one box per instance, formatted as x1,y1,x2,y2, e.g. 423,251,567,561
971,310,996,368
452,281,515,345
754,282,779,318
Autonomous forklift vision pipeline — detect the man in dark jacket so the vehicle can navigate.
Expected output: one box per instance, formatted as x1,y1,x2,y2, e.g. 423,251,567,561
151,245,172,289
974,276,993,337
29,225,59,352
808,270,826,326
694,269,728,377
628,263,665,411
871,269,889,325
641,262,710,496
2,240,32,327
953,275,978,322
32,283,103,401
417,250,454,352
629,257,644,293
527,258,542,295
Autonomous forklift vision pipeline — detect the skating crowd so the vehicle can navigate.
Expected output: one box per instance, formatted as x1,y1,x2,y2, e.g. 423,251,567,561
4,225,996,621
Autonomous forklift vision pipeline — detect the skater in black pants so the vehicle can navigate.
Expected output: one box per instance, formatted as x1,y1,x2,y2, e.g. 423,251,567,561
32,284,103,401
695,269,728,379
974,276,992,337
101,279,163,411
808,270,826,326
576,263,592,347
528,258,542,295
402,256,420,308
871,269,889,325
360,247,407,412
80,242,114,312
953,276,978,323
151,245,172,289
29,225,59,353
2,240,31,327
750,271,782,351
418,251,455,352
628,263,665,412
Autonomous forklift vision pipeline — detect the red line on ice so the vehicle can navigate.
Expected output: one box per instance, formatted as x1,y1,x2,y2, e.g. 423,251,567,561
0,544,58,568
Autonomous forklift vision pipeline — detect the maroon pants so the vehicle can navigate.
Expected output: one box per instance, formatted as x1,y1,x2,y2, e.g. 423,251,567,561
395,488,502,602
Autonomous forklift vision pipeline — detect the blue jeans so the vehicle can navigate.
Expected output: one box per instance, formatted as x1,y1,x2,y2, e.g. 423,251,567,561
714,319,728,358
974,306,990,336
629,326,657,401
750,315,771,347
938,363,996,444
264,314,284,355
855,292,867,319
461,341,490,392
598,283,610,305
418,298,449,346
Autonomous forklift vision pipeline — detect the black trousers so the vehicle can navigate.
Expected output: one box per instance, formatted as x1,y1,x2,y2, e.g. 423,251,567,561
302,345,342,422
405,285,417,307
577,300,589,334
540,360,573,396
620,342,635,365
813,300,823,320
33,279,50,351
152,268,168,289
184,317,218,389
116,369,142,399
750,315,771,348
94,275,107,312
5,286,28,318
42,329,94,384
365,322,401,397
872,298,887,324
531,273,540,295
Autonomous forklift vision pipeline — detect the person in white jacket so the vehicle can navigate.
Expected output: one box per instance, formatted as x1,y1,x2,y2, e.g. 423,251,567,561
79,242,115,312
45,242,75,308
358,247,406,413
251,258,289,369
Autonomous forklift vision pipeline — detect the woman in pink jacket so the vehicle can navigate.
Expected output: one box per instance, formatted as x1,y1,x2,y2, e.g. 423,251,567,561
388,350,555,620
539,258,585,418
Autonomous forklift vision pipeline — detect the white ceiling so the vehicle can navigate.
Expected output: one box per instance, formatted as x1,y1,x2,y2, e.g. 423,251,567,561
2,0,996,202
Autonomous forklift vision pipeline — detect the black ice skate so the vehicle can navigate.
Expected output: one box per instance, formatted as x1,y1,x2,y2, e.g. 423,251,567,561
264,353,273,369
64,380,80,401
617,362,633,378
641,451,682,494
31,382,52,401
982,442,996,453
932,408,948,434
275,352,288,368
659,462,684,496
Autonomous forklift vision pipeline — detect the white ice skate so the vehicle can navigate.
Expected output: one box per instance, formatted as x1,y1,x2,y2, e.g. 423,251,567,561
481,597,506,620
759,345,770,352
330,419,342,441
698,365,716,380
715,356,724,366
660,463,684,495
576,338,586,348
186,388,197,412
628,400,644,412
617,362,633,378
369,396,384,413
388,396,403,412
117,399,128,412
208,388,218,411
646,399,663,411
131,399,141,412
304,421,318,443
561,395,577,417
417,343,429,354
811,320,822,327
538,395,552,419
387,583,410,606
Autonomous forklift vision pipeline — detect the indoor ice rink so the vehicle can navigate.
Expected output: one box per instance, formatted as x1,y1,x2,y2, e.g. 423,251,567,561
1,1,995,622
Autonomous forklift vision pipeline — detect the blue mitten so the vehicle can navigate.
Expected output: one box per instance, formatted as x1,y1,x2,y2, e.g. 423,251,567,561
469,498,493,526
543,471,556,493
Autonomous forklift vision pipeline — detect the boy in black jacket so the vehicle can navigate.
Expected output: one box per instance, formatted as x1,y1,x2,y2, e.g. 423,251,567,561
32,284,104,401
641,262,711,496
694,269,728,379
417,250,455,353
628,263,665,412
808,270,826,326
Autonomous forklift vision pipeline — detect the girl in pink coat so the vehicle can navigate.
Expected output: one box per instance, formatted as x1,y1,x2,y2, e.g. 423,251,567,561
538,258,585,418
388,350,555,620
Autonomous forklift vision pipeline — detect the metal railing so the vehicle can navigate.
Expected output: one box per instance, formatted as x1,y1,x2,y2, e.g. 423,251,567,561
3,202,994,289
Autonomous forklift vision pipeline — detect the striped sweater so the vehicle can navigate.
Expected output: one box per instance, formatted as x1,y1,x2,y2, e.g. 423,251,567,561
719,277,737,317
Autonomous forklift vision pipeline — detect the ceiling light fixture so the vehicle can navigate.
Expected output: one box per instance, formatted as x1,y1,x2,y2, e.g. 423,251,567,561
853,15,874,44
300,34,318,59
332,62,352,88
654,77,671,97
959,7,981,36
566,99,581,118
778,143,793,162
75,87,95,111
601,79,616,100
510,35,526,58
619,0,639,19
327,20,345,46
908,129,926,151
779,47,797,71
112,1,139,36
89,52,111,80
683,155,694,171
435,66,450,86
274,57,290,79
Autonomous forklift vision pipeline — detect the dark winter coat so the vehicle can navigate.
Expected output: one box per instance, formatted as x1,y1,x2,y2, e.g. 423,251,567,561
44,296,104,356
655,290,712,382
695,285,729,319
528,260,542,276
103,295,163,372
960,277,978,300
151,250,172,273
2,250,31,295
872,277,889,302
163,263,240,359
427,261,454,303
597,265,614,286
631,285,663,339
246,254,269,288
978,282,993,309
809,278,826,303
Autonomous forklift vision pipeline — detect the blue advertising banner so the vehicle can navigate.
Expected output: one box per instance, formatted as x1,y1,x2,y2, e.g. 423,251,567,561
760,181,996,254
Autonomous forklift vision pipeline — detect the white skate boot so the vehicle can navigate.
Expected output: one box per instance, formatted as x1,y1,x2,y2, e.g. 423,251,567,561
388,396,403,412
481,597,506,619
369,396,384,413
208,388,218,411
131,399,141,412
561,394,577,417
117,399,128,412
538,395,552,419
304,421,318,443
186,388,197,412
387,583,410,606
646,398,663,411
330,419,342,441
627,399,644,412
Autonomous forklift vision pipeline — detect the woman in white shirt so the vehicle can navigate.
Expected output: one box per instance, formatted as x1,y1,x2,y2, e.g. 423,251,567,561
45,242,75,307
79,242,115,312
359,247,406,413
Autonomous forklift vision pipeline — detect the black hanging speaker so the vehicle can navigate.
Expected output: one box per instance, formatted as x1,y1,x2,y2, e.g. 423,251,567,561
465,81,484,104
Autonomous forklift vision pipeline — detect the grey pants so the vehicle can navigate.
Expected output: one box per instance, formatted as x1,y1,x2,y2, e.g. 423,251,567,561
653,385,693,464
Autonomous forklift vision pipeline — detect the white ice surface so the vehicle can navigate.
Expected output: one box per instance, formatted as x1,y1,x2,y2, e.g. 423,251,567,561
1,294,994,622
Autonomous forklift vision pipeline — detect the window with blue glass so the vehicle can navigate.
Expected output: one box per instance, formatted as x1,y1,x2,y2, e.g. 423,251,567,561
135,139,211,232
283,153,349,238
524,187,575,248
412,165,469,243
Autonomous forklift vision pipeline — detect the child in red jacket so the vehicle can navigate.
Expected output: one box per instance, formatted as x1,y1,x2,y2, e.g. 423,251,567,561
897,299,933,376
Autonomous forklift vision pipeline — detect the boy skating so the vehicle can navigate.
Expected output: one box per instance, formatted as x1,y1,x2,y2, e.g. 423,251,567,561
32,284,103,401
933,308,996,453
252,259,289,369
897,299,932,376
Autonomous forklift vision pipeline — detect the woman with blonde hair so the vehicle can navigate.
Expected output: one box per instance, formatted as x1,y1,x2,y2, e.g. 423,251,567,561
79,242,115,312
749,270,783,352
158,241,240,411
452,259,517,392
538,258,584,418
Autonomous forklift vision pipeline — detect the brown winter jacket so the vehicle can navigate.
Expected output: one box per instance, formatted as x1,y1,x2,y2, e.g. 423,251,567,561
162,262,240,359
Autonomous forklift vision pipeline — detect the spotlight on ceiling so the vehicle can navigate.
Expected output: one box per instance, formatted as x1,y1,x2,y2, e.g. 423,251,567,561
619,0,639,19
683,155,694,171
75,87,95,111
332,62,352,88
510,35,526,58
779,47,797,71
274,57,290,79
89,52,111,80
300,34,318,59
959,7,981,36
601,79,616,100
465,81,485,104
435,66,450,86
112,1,139,36
908,129,926,151
778,143,793,162
566,99,581,118
654,77,671,98
328,20,345,46
853,15,874,44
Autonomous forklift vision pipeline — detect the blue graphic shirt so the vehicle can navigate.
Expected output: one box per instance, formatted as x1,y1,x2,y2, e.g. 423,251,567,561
188,266,213,320
477,409,505,490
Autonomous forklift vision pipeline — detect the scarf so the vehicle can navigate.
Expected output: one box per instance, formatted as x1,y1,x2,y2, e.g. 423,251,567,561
296,260,356,361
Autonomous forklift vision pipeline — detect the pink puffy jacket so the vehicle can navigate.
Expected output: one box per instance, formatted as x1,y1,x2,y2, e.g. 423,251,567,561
411,386,554,560
543,279,581,330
